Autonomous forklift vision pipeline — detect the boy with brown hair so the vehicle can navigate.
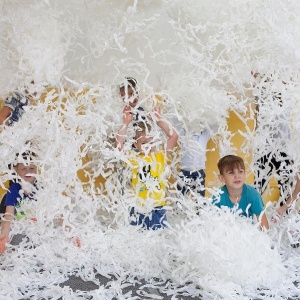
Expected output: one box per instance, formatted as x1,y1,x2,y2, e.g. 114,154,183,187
115,105,178,229
214,154,269,230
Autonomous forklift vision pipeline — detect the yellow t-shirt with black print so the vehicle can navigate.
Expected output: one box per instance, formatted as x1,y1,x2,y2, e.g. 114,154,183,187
129,151,166,207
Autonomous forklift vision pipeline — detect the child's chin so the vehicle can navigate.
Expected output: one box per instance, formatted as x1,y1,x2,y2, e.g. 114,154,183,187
130,100,138,107
24,177,34,183
232,182,242,187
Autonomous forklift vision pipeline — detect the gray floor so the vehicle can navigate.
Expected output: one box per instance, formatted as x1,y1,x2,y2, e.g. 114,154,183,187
60,275,202,300
58,274,299,300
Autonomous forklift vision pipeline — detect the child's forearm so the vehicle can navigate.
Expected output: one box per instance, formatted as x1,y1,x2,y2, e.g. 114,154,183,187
1,222,11,236
260,213,269,231
278,196,296,217
116,105,133,150
286,179,300,207
277,178,300,216
157,119,178,151
156,119,174,137
1,213,14,236
115,123,129,151
0,106,12,125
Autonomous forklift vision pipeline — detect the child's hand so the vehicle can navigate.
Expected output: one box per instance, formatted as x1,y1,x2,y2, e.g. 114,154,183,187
0,234,9,254
271,208,284,223
123,105,134,125
73,236,81,248
64,224,81,248
148,107,161,122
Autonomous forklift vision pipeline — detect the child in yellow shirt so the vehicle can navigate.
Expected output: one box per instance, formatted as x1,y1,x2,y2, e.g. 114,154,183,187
115,106,178,229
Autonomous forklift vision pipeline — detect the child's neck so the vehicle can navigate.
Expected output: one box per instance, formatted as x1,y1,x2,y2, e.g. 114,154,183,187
227,186,243,204
139,149,155,156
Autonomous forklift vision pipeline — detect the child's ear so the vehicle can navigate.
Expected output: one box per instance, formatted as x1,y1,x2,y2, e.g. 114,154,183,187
218,174,224,183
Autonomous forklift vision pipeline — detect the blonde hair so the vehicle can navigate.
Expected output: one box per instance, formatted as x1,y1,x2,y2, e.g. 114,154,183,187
134,121,152,140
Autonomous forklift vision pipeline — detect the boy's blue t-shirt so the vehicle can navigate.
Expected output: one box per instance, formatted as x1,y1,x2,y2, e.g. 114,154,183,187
213,184,264,217
4,182,36,207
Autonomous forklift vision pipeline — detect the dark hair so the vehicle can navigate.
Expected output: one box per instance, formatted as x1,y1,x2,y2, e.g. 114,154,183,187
119,77,138,91
217,155,245,175
6,151,37,185
13,151,37,167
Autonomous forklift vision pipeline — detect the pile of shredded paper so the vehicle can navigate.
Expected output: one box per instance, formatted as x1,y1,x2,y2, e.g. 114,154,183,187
0,1,300,299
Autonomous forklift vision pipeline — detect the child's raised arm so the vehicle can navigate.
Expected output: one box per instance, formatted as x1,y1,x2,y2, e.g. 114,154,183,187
276,177,300,220
0,106,13,126
259,212,270,231
152,107,178,151
115,105,133,151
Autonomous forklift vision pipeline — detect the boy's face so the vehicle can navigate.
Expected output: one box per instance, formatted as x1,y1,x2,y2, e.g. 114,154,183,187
120,86,139,108
134,135,155,154
15,163,37,184
218,167,246,190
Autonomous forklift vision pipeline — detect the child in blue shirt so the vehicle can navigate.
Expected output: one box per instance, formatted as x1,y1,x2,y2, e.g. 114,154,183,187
213,155,269,230
0,151,80,253
0,151,38,253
